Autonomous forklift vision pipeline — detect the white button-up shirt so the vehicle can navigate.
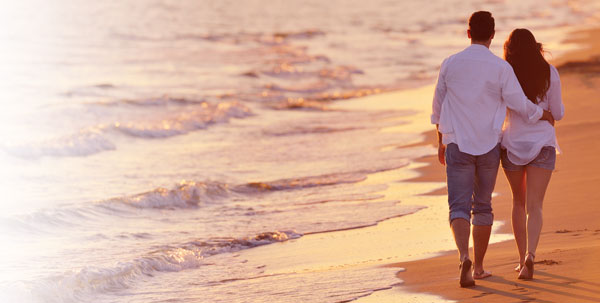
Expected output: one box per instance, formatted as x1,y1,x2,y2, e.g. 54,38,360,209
431,44,543,156
501,64,564,164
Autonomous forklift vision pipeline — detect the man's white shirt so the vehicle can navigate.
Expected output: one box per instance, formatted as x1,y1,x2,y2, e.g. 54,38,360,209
431,44,543,156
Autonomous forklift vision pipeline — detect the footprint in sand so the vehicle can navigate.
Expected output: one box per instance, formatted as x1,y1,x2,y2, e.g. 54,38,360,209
512,285,528,293
534,259,561,265
472,292,492,298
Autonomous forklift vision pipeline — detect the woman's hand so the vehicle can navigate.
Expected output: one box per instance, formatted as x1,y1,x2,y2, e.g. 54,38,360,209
541,110,555,126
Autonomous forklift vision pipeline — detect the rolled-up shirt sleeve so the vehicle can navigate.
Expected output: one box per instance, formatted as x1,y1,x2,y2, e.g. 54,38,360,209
431,59,448,124
501,64,543,123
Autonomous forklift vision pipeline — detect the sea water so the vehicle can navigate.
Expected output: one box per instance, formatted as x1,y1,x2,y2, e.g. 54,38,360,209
0,0,598,302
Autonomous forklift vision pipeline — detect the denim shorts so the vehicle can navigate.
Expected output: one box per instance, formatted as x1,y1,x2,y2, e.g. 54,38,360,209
445,143,500,226
501,146,556,171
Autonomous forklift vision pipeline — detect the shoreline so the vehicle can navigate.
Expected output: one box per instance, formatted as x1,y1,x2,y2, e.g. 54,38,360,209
391,27,600,302
225,76,523,302
229,26,600,303
228,25,600,303
231,86,472,302
181,25,600,303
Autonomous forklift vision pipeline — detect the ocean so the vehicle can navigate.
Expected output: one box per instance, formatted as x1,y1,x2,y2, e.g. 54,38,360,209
0,0,598,302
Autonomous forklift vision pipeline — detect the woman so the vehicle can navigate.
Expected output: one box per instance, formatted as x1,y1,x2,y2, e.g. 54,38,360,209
502,28,565,280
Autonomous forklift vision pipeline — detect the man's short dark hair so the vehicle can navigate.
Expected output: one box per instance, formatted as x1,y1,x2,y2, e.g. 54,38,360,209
469,11,495,41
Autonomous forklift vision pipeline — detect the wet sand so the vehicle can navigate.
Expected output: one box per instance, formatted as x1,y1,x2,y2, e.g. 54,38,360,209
393,28,600,302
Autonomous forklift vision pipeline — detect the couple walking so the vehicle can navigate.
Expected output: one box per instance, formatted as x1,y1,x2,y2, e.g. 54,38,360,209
431,11,565,287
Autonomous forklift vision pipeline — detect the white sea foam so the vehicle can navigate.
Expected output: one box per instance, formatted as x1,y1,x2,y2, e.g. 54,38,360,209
113,101,252,138
113,181,231,209
242,172,368,192
25,231,301,303
89,96,206,107
2,127,115,159
3,0,599,302
1,101,252,159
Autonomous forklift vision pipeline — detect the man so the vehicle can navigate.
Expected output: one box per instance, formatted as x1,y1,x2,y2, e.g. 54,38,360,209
431,11,554,287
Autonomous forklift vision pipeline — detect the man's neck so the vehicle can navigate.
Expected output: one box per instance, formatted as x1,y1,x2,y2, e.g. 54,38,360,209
471,40,491,48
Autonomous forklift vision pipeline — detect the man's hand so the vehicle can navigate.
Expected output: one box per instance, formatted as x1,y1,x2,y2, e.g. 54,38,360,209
438,144,446,166
435,125,445,165
540,110,555,126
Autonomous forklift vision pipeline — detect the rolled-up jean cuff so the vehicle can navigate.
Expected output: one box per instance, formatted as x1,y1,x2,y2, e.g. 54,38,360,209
449,211,471,225
472,213,494,226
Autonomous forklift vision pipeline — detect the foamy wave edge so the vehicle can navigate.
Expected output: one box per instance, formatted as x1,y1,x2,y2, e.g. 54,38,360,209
26,231,301,303
1,127,116,158
113,101,252,138
2,168,409,235
1,101,252,159
110,180,231,209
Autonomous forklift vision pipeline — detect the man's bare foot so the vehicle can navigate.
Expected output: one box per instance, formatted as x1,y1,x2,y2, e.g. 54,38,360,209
459,258,476,287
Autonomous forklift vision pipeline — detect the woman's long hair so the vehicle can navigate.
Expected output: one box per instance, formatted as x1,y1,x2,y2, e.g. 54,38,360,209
504,29,550,104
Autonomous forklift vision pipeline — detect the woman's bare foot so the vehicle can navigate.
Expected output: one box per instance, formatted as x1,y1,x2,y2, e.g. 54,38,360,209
459,258,476,287
514,264,523,272
473,269,492,279
518,253,534,279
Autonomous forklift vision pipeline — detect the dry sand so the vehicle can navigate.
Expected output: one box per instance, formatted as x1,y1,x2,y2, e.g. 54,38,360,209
393,28,600,302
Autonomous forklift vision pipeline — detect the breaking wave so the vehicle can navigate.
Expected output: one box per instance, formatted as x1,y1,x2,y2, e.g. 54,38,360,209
110,181,231,209
2,127,115,159
30,231,302,303
113,101,252,138
2,101,252,159
266,88,385,111
91,96,206,107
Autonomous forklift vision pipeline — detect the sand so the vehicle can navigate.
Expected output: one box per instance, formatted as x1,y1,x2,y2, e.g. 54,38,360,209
392,28,600,302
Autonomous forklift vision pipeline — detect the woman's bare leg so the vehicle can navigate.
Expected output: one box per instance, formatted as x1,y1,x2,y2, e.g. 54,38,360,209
503,169,527,268
516,165,552,279
525,166,553,256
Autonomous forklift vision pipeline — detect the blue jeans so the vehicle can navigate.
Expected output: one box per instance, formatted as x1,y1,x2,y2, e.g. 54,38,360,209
445,143,500,226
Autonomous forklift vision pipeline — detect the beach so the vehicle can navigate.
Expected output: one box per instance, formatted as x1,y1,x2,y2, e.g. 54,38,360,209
1,1,600,302
219,26,600,302
394,28,600,302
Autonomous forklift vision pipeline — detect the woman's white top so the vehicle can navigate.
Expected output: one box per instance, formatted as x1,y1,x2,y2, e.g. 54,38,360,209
501,64,565,165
